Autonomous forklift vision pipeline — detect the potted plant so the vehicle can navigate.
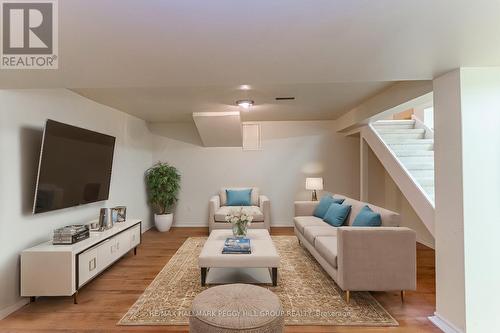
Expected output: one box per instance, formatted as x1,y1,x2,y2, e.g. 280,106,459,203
145,162,181,232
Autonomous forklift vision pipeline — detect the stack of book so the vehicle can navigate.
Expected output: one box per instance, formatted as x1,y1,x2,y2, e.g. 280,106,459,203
222,238,251,254
53,225,90,245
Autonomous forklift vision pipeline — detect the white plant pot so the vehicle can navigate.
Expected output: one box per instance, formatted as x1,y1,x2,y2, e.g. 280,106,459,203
154,213,173,232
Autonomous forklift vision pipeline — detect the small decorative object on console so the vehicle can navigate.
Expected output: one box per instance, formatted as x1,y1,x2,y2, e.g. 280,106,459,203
225,208,253,238
53,224,89,245
222,237,251,254
99,208,114,230
113,206,127,222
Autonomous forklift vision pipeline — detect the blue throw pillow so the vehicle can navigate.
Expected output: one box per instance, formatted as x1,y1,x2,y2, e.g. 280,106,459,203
313,196,345,218
226,189,252,206
352,205,382,227
323,203,352,227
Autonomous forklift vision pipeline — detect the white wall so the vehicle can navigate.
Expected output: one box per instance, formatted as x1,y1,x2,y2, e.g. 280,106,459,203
0,89,154,318
151,121,360,226
433,68,500,332
433,70,466,332
460,68,500,332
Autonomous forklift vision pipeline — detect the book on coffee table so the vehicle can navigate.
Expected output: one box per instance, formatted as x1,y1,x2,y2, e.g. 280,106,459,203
222,238,251,254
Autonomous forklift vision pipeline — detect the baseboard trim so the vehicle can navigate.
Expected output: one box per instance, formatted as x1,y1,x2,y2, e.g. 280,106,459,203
271,223,294,227
173,222,208,227
0,298,29,320
171,222,294,228
429,313,463,333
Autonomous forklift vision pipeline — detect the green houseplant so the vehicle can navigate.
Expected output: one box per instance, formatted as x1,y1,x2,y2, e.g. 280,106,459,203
145,162,181,232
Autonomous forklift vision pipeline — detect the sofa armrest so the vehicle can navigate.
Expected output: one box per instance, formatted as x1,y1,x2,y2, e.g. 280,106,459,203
294,201,319,217
259,195,271,230
208,195,221,232
336,227,416,291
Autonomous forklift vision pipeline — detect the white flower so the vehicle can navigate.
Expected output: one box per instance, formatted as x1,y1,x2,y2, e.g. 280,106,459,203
225,207,254,227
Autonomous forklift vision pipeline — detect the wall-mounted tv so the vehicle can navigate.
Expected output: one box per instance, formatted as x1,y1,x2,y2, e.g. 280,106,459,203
33,120,116,214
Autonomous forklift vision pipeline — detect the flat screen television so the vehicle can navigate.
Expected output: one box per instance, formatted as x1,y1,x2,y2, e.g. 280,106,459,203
33,119,116,214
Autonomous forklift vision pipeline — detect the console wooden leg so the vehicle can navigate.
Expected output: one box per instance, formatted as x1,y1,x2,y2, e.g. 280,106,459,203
272,267,278,286
345,290,350,304
201,268,207,286
30,296,36,303
401,290,405,303
73,291,78,304
134,247,137,255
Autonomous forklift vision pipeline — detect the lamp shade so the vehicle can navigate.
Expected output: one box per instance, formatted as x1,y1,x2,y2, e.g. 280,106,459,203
305,177,323,190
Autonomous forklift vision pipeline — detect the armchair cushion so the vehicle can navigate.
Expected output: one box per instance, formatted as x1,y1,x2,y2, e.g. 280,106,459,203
220,187,259,206
226,189,252,206
214,206,264,222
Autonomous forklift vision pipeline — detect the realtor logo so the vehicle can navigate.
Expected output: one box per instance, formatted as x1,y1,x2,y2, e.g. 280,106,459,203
1,0,58,69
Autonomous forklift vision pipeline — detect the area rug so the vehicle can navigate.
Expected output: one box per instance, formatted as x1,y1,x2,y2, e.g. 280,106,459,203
119,236,398,326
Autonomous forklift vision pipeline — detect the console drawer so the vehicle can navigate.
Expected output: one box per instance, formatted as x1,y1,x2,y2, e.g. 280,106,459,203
97,238,118,269
115,229,131,258
77,246,100,288
130,225,140,248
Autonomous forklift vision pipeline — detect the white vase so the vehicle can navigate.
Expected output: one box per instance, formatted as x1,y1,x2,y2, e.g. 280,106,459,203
154,213,173,232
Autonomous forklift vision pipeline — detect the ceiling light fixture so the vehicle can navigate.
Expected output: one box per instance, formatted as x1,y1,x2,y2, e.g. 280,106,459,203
236,99,254,110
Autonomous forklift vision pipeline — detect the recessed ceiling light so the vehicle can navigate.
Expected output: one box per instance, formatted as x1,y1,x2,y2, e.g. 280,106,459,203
239,84,251,90
236,99,254,110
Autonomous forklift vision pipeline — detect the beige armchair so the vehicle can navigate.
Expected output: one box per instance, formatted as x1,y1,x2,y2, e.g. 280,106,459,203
208,187,270,233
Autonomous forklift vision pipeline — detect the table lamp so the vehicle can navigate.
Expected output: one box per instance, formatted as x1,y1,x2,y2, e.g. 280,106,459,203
305,177,323,201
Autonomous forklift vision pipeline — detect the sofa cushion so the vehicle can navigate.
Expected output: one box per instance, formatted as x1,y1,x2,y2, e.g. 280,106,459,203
323,203,352,227
304,226,338,245
315,236,338,268
313,196,345,218
220,187,259,206
352,205,382,227
343,198,400,227
226,189,252,206
215,206,264,222
293,216,326,234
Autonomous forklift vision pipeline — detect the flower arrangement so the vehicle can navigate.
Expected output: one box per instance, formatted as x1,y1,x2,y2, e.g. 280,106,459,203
225,208,253,238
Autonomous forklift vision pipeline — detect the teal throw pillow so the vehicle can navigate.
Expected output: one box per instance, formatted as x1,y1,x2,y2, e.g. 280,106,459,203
226,189,252,206
352,205,382,227
313,195,345,218
323,203,352,227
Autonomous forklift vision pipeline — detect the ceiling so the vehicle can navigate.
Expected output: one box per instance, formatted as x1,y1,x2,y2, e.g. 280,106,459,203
72,82,391,122
2,0,500,121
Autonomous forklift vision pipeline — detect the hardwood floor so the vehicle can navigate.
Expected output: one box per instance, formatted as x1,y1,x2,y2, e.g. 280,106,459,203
0,227,439,332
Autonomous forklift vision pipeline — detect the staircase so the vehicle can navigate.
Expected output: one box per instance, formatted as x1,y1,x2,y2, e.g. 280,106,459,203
373,120,435,204
361,119,435,235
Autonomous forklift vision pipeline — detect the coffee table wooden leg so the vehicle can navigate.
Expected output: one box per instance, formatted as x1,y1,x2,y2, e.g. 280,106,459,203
272,267,278,286
201,267,207,286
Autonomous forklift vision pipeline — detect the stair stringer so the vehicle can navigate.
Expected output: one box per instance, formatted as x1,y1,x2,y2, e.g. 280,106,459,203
362,125,435,236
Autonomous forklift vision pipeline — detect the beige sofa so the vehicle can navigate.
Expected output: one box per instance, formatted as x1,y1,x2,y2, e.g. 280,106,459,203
209,187,270,233
294,195,416,302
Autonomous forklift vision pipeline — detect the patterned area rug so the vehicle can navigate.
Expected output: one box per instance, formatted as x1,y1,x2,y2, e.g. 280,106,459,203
119,236,398,326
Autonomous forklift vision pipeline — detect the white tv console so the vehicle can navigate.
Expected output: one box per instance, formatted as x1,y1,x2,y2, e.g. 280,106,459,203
21,219,142,304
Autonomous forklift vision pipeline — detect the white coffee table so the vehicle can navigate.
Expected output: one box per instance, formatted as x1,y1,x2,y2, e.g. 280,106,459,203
198,229,280,286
